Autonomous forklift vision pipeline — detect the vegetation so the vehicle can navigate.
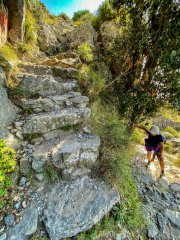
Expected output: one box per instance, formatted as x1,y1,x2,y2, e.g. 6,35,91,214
72,10,91,22
76,100,145,239
77,43,94,64
0,140,16,208
0,44,18,63
78,64,106,100
96,0,180,129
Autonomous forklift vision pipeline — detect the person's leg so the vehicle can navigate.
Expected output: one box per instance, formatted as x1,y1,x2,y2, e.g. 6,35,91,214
157,153,165,176
147,151,152,162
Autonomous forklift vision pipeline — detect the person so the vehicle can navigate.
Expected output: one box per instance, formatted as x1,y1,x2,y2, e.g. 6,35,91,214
134,125,165,178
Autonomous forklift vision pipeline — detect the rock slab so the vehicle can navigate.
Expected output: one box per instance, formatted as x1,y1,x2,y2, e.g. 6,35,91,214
42,176,120,239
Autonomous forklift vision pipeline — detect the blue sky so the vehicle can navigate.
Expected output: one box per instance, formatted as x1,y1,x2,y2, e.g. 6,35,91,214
41,0,104,18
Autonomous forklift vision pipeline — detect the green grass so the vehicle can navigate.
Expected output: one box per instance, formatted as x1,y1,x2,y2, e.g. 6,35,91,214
159,107,180,122
0,44,18,64
162,126,180,138
77,99,145,239
45,162,62,183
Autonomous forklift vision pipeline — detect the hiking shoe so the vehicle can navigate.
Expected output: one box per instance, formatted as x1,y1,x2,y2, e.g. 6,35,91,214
146,162,151,169
160,171,165,178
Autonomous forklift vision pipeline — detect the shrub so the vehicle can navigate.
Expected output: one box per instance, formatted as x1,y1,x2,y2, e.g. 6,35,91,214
58,12,70,21
163,126,180,138
90,100,145,231
0,140,16,208
72,10,91,22
77,43,94,64
25,10,38,44
78,65,106,100
0,44,18,63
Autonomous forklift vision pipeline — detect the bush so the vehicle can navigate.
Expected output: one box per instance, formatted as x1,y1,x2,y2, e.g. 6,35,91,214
0,44,18,63
78,65,106,100
72,10,91,22
89,100,145,231
0,140,16,208
25,10,38,44
77,43,94,64
58,12,70,21
163,126,180,138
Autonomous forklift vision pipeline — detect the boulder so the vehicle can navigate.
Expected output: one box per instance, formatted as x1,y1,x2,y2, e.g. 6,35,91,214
42,176,120,239
7,204,38,240
22,107,91,135
0,88,18,130
165,209,180,228
68,22,98,49
170,184,180,193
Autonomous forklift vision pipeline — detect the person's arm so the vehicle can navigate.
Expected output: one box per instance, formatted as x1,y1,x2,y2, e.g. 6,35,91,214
134,125,149,133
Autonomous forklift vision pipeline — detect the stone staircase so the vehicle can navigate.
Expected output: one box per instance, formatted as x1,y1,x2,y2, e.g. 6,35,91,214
5,53,120,240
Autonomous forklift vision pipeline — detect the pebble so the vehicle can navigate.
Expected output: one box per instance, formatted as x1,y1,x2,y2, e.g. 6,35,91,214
4,214,15,226
0,233,6,240
13,201,22,210
19,177,27,187
22,200,28,208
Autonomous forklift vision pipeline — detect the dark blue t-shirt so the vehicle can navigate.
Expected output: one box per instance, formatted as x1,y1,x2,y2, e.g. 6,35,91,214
145,133,164,147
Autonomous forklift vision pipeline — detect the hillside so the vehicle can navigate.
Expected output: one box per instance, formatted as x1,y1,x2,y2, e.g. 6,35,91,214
0,0,179,240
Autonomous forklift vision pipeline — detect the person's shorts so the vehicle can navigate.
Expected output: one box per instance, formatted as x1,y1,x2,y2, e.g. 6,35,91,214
145,145,160,153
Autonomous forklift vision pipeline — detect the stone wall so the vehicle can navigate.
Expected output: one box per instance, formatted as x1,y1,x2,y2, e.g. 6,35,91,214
0,3,8,46
3,0,25,43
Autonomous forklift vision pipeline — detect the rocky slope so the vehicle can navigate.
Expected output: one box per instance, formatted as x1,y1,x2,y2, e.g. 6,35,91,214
134,147,180,240
0,53,120,240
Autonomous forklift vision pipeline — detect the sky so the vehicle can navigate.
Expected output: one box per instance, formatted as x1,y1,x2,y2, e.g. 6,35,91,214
41,0,104,18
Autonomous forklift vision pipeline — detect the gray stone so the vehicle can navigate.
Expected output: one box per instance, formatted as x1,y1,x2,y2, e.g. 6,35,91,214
116,228,132,240
147,220,159,238
0,88,18,130
32,159,46,173
171,138,180,147
19,157,31,175
19,177,27,187
0,129,20,149
0,67,6,87
42,176,120,239
22,108,91,135
4,214,15,226
16,74,78,97
170,184,180,193
165,209,180,228
35,173,44,182
140,173,154,185
7,204,38,240
156,212,167,233
0,233,6,240
14,201,22,210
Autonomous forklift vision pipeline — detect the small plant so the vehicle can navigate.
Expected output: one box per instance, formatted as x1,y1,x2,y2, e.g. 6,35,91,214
77,43,93,64
0,140,16,208
78,65,106,100
72,10,91,22
45,162,61,183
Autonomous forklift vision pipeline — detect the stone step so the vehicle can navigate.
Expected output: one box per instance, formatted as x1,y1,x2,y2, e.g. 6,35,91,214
30,133,100,176
6,177,120,240
15,74,78,97
21,107,91,135
18,63,78,79
18,93,89,114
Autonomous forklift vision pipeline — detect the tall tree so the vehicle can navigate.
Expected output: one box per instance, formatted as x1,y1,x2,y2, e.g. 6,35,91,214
103,0,180,128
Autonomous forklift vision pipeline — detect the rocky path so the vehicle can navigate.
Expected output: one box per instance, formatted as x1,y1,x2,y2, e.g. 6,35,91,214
1,53,120,240
134,146,180,240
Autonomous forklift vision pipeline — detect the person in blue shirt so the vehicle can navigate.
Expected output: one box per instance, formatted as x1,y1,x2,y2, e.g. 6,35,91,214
134,125,165,177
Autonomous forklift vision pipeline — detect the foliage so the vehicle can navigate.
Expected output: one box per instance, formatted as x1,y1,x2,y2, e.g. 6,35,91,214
163,126,180,138
58,12,70,21
78,65,106,100
45,162,61,183
0,44,18,63
158,107,180,122
98,0,180,128
83,100,145,236
0,140,16,208
77,43,94,63
25,10,38,44
98,0,116,23
72,10,91,21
